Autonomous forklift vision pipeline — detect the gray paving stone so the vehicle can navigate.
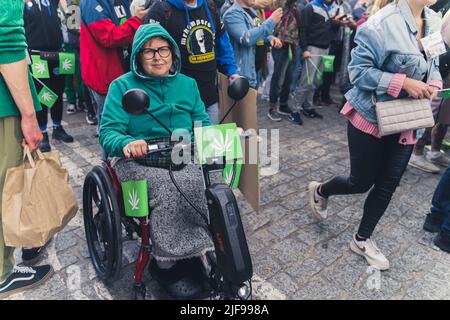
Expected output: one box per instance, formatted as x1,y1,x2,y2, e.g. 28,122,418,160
268,238,309,264
313,242,344,266
268,218,299,240
252,254,283,280
293,276,345,300
267,272,299,296
54,231,79,252
286,258,326,283
296,224,334,246
323,260,365,289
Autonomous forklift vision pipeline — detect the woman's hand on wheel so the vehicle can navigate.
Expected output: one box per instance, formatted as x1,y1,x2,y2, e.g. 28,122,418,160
123,140,147,159
402,78,431,99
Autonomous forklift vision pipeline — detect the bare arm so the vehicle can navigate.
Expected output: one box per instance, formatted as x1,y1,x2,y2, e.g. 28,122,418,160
0,59,42,151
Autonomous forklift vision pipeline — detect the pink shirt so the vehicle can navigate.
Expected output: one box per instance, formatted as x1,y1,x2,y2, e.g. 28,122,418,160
341,74,443,145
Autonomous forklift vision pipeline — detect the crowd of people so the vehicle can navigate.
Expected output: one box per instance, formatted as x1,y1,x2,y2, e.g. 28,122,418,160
0,0,449,299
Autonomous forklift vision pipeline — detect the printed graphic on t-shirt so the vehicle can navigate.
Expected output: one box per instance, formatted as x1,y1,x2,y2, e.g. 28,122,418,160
114,4,127,19
181,19,215,64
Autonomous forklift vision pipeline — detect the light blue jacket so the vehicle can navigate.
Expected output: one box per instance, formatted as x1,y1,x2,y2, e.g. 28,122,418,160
345,0,442,124
223,2,275,88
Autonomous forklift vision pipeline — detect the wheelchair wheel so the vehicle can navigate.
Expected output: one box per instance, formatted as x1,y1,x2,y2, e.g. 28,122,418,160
83,165,123,283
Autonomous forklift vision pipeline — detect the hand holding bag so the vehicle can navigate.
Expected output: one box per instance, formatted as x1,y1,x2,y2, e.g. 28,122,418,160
2,147,78,247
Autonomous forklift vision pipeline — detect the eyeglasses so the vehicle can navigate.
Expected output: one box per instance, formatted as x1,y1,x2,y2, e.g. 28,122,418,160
140,46,172,60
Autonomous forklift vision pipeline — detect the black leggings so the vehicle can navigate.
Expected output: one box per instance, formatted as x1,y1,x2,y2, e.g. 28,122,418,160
321,122,414,238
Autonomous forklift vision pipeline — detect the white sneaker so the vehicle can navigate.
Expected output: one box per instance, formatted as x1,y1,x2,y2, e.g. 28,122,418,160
308,181,328,220
426,152,450,167
350,234,390,270
66,103,76,114
408,154,440,173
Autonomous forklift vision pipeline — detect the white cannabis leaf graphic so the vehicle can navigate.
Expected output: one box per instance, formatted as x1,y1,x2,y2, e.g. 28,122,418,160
210,132,233,155
62,58,73,71
34,61,47,74
41,91,54,102
224,169,232,186
128,188,140,210
324,60,332,70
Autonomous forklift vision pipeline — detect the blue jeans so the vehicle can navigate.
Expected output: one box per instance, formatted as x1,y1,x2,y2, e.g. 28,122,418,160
269,46,295,106
290,47,303,94
89,87,108,161
430,164,450,233
207,103,219,124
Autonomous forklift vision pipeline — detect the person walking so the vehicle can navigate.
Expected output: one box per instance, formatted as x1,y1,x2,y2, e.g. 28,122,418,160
308,0,442,270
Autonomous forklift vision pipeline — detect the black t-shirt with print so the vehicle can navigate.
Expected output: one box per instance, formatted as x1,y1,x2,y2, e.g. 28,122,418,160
147,1,225,107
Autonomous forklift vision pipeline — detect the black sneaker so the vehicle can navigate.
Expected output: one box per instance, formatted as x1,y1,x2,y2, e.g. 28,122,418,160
277,105,291,116
22,239,51,266
86,113,98,125
423,213,444,233
39,132,51,153
53,125,74,143
267,108,282,121
0,265,53,299
321,97,336,106
302,109,323,119
288,111,303,125
434,230,450,253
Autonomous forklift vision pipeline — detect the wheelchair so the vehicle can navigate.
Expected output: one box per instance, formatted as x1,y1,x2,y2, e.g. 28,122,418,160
82,79,254,300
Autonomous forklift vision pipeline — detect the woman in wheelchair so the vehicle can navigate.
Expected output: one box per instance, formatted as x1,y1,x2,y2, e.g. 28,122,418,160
99,24,214,299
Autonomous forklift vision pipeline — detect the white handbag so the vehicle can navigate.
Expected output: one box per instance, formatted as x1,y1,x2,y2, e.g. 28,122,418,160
375,97,435,136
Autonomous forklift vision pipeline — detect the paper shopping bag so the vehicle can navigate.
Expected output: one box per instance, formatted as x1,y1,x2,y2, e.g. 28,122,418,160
2,147,78,247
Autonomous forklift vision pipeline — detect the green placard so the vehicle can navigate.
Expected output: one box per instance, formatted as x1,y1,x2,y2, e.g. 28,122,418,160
38,85,58,108
322,55,335,73
194,123,243,165
31,55,50,78
439,89,450,99
121,179,149,217
59,52,76,74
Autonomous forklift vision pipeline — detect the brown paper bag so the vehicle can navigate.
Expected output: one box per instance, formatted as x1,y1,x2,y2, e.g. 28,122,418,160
2,147,78,247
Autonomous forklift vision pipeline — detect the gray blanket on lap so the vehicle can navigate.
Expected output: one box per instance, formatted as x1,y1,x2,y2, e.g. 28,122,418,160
114,159,214,261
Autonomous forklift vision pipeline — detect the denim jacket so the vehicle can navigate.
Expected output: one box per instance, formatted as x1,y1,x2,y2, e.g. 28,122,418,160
345,0,442,124
223,2,275,87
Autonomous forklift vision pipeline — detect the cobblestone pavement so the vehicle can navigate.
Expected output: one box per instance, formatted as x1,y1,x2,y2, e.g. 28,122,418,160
4,92,450,300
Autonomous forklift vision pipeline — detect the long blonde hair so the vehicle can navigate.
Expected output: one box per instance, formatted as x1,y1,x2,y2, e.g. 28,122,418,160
370,0,395,15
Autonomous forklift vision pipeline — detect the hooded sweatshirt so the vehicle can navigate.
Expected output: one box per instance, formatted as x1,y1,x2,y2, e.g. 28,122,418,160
146,0,238,107
299,0,339,51
99,24,211,158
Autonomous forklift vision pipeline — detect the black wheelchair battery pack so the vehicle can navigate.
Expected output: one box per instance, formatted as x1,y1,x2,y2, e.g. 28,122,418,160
205,183,253,285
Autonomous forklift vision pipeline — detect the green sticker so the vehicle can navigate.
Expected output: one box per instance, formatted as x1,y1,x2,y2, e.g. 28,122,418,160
322,55,335,73
59,52,76,74
31,55,50,78
38,85,58,108
194,123,243,165
121,179,149,217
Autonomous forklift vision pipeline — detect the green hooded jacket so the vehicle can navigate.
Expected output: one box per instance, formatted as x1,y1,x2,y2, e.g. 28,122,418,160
99,24,211,158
